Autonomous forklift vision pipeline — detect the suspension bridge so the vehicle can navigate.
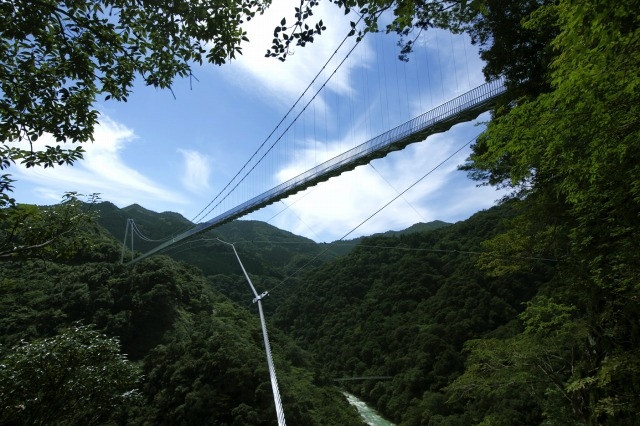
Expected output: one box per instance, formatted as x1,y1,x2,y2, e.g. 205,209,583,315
127,76,505,264
122,29,508,426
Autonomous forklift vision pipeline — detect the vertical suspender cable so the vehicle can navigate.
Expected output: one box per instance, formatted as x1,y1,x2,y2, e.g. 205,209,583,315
217,239,286,426
130,219,134,261
120,219,131,264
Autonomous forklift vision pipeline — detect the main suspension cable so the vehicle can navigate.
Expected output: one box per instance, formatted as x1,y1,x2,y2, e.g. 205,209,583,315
190,18,365,225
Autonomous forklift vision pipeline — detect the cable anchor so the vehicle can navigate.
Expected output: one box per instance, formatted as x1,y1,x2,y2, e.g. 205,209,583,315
253,291,269,304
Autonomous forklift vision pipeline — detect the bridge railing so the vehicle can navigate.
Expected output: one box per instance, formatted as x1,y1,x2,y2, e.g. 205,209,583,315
128,77,506,264
204,77,506,224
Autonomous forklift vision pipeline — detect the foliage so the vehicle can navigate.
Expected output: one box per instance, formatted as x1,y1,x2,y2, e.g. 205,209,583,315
274,203,551,424
447,297,587,425
0,0,265,145
0,0,473,202
0,256,209,358
0,235,362,424
141,304,362,425
3,1,637,423
268,0,485,62
0,324,142,425
96,201,330,274
460,0,558,99
0,0,276,200
0,192,101,261
458,0,640,423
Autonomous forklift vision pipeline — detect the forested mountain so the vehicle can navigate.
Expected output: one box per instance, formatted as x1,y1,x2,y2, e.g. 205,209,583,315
274,201,553,424
96,201,332,276
0,223,363,424
3,180,637,425
1,196,544,425
328,220,451,257
96,201,450,311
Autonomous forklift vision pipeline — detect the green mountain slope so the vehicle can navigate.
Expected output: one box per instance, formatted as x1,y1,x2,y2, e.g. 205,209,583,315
95,202,450,312
96,202,329,276
273,202,554,424
97,201,450,274
329,220,451,256
0,251,363,425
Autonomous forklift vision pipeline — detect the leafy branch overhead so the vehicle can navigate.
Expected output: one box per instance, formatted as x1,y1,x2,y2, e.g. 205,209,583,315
0,0,478,152
266,3,327,62
0,0,479,202
267,0,478,61
0,0,266,194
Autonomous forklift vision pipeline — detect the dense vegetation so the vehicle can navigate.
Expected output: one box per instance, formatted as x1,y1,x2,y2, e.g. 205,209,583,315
455,0,640,424
274,202,553,424
0,229,363,425
96,201,330,275
274,1,640,424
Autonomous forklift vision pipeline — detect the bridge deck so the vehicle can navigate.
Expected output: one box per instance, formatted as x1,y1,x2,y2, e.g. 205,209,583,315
128,78,506,264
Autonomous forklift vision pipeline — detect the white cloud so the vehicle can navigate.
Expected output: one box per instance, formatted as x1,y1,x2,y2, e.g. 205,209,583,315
259,116,499,242
219,0,373,108
11,115,190,209
178,149,211,194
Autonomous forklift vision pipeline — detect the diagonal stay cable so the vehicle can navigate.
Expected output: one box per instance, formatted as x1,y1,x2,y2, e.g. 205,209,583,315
216,237,286,426
266,132,482,296
369,162,427,223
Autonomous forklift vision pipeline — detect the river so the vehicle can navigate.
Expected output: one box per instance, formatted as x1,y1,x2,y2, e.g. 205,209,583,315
343,392,395,426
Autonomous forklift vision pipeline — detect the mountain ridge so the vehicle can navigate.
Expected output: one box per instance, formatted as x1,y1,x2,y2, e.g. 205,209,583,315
95,200,451,274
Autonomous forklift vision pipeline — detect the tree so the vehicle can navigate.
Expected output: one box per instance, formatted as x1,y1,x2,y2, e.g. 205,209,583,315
0,324,142,425
0,0,300,202
0,0,267,144
458,0,640,423
447,297,587,425
0,192,99,260
464,0,640,293
268,0,472,61
459,0,558,99
0,0,268,199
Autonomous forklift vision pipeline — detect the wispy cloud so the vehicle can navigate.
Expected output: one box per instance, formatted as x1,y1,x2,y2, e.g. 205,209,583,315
11,115,190,209
178,149,211,194
258,115,502,242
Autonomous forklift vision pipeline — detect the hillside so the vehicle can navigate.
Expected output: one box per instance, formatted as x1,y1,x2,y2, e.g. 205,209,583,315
328,220,451,256
96,202,452,309
7,197,630,425
0,246,363,424
96,201,329,276
97,201,451,272
273,202,554,424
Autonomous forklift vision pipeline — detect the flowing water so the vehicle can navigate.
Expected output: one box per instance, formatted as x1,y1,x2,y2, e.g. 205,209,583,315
343,392,395,426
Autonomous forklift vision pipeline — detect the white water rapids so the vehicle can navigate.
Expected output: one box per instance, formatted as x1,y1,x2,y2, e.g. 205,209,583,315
343,392,395,426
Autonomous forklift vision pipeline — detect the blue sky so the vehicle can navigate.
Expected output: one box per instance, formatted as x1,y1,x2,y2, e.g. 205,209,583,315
11,1,504,243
